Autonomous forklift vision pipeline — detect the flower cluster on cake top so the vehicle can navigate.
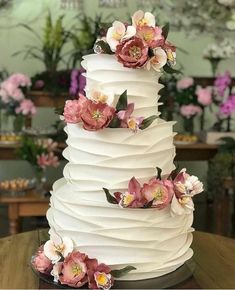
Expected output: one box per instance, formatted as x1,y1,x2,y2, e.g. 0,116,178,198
62,90,157,132
32,234,135,289
94,10,177,72
104,167,203,216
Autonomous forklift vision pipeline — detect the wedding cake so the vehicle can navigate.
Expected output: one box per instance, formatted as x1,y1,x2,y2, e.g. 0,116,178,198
32,11,203,289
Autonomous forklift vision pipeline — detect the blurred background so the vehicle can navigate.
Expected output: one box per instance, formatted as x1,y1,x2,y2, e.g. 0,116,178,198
0,0,235,237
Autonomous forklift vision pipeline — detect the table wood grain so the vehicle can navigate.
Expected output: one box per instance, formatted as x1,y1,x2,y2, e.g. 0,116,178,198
0,230,235,289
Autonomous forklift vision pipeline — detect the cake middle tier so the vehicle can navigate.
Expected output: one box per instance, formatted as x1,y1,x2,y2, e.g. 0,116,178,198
63,120,176,192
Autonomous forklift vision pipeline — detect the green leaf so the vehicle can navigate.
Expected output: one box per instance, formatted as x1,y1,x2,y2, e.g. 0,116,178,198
103,188,118,204
162,23,170,39
139,115,158,130
156,167,162,180
143,200,154,208
95,40,113,54
108,116,121,128
116,90,128,112
163,64,182,75
111,266,136,278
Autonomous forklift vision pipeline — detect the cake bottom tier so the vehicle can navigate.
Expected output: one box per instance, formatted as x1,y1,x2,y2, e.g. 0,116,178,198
47,178,194,281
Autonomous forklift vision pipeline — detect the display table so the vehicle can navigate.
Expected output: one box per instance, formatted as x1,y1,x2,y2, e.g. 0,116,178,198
0,230,235,289
0,191,49,235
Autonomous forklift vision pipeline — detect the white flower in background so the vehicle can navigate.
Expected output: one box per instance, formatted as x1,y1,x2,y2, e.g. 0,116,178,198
203,39,235,59
170,194,195,216
132,10,155,28
146,47,167,71
106,21,136,52
217,0,235,6
44,234,73,264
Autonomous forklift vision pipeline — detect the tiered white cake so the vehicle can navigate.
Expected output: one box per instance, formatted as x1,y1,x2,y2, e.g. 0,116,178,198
47,54,194,281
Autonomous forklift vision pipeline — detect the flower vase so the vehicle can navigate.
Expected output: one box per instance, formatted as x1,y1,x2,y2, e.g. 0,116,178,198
209,58,221,77
13,115,25,133
183,117,194,135
33,167,47,195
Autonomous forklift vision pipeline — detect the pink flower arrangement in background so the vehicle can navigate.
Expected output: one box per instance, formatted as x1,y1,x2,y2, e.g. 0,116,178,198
15,99,37,116
180,104,202,119
219,94,235,117
214,71,232,98
37,152,59,169
176,77,194,90
95,10,176,71
7,73,31,87
104,167,203,214
196,87,212,106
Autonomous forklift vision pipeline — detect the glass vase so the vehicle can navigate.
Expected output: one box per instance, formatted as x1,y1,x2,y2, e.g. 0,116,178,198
13,115,25,133
33,167,47,195
183,117,194,135
208,58,221,77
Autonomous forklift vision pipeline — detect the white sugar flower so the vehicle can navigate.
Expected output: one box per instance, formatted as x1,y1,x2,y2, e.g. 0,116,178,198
106,21,136,52
170,194,195,216
146,47,167,71
51,262,62,282
44,234,73,263
88,88,115,106
132,10,155,28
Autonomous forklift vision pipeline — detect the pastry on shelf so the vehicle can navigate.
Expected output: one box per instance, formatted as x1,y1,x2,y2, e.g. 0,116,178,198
174,133,198,144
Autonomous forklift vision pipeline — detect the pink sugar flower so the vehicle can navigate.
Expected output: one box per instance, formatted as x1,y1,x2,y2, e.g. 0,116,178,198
176,77,194,90
142,178,174,209
117,103,144,132
115,36,149,69
86,258,113,290
137,25,164,48
180,104,202,119
196,86,212,106
32,245,53,274
15,99,37,116
63,94,87,123
81,100,115,131
59,251,88,288
7,73,31,87
114,177,147,208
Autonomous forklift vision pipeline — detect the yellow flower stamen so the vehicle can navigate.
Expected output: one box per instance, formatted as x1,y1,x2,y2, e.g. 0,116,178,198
129,46,141,59
92,110,103,120
179,196,191,205
138,19,148,26
123,193,134,206
96,273,108,286
153,188,163,201
112,31,122,40
127,118,137,130
55,244,65,253
72,264,83,276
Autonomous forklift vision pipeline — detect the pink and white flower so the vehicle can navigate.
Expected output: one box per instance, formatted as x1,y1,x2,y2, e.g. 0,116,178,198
32,245,53,274
51,262,63,282
114,177,147,208
59,251,88,288
90,89,114,106
106,21,136,52
37,152,59,169
196,86,212,106
63,94,87,124
15,99,37,116
132,10,155,28
142,178,174,209
146,47,167,71
44,234,74,263
174,168,204,197
86,258,113,290
170,194,195,216
81,100,115,131
137,25,164,48
117,103,144,132
180,104,202,119
115,36,149,69
176,77,194,90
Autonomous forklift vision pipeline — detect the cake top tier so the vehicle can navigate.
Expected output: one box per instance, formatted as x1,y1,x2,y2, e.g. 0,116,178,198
94,10,177,73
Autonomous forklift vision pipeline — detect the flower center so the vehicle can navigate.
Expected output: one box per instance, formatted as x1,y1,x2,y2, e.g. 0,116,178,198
151,56,160,65
55,244,64,253
138,19,148,26
122,193,134,206
143,31,154,42
179,196,191,205
72,264,83,276
127,118,137,130
92,110,103,120
153,188,163,201
112,31,122,40
129,46,141,59
96,273,108,286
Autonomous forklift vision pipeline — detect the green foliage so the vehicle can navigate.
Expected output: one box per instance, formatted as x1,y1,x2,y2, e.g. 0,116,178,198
219,137,235,154
161,23,170,39
103,188,118,204
17,137,46,168
111,266,136,278
116,90,128,112
139,115,158,130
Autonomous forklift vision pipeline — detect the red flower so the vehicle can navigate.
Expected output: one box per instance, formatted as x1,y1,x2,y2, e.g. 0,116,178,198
59,251,88,288
31,245,53,274
115,36,149,68
86,258,113,290
81,100,115,131
63,94,87,123
142,178,174,209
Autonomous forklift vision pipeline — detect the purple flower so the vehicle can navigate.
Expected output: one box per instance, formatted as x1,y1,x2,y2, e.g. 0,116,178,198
214,71,232,98
219,94,235,117
69,68,86,96
34,80,45,90
78,68,86,95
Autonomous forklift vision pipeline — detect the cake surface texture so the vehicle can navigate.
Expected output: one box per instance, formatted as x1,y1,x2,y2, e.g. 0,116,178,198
47,53,194,280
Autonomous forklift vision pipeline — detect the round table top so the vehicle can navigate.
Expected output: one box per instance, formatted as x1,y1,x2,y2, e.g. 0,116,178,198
0,230,235,289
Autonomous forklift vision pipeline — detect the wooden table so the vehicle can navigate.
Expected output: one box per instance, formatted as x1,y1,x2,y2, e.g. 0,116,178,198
0,230,235,289
0,191,49,235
